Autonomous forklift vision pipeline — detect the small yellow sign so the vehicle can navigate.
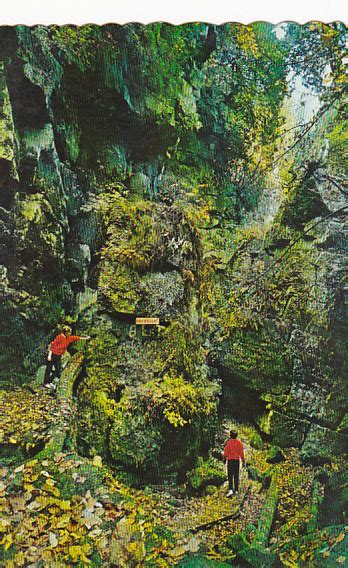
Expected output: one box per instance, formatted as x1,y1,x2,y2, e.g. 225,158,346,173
135,317,160,325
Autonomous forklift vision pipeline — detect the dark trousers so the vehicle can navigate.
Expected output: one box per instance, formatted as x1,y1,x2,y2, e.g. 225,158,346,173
227,459,240,492
44,354,62,384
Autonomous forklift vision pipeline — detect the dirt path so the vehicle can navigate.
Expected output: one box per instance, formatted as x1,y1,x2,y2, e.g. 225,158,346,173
149,421,269,564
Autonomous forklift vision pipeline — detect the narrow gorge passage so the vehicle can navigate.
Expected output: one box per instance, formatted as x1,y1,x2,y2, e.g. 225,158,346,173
0,22,346,567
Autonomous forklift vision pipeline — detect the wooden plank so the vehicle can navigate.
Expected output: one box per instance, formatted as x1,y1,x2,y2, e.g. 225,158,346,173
307,481,323,534
228,475,279,568
254,474,278,547
36,353,83,459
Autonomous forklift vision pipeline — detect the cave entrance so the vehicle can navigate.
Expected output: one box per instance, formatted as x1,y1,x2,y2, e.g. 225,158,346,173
217,365,267,424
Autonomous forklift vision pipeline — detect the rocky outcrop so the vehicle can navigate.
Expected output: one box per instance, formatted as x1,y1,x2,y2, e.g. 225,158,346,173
0,24,345,482
0,23,214,384
76,195,218,479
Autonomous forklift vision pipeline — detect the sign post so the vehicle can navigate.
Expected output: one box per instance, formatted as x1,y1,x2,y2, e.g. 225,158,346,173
135,317,160,325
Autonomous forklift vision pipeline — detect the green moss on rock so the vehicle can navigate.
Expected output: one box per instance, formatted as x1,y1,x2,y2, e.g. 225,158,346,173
186,457,225,495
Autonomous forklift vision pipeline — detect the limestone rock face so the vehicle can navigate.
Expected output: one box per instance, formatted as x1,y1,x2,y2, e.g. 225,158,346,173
301,423,346,462
66,243,91,287
139,271,185,320
0,22,214,385
0,61,18,204
0,29,97,380
129,172,151,197
256,189,347,458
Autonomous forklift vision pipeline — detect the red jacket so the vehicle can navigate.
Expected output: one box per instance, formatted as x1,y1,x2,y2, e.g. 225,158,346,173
224,438,245,461
50,334,81,355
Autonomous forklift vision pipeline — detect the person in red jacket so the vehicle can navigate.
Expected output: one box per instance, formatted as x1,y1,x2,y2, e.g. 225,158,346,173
44,326,90,387
223,430,246,497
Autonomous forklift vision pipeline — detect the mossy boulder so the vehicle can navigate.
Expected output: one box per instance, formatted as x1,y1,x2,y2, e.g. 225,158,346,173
109,409,164,473
77,313,219,479
300,424,347,463
186,457,225,495
98,194,199,319
220,328,291,393
99,262,141,314
262,410,308,448
109,374,218,479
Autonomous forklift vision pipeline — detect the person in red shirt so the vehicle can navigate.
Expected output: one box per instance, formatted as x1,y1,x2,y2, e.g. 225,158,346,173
223,430,246,497
44,326,90,387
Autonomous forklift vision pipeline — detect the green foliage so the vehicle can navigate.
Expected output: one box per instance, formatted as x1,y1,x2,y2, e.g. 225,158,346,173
18,194,64,260
249,432,264,450
116,23,206,129
99,194,162,270
154,321,208,382
192,22,288,218
205,218,329,369
99,262,140,313
286,22,346,98
327,115,348,174
110,407,163,470
97,194,165,314
51,25,101,70
137,372,216,428
271,450,315,552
